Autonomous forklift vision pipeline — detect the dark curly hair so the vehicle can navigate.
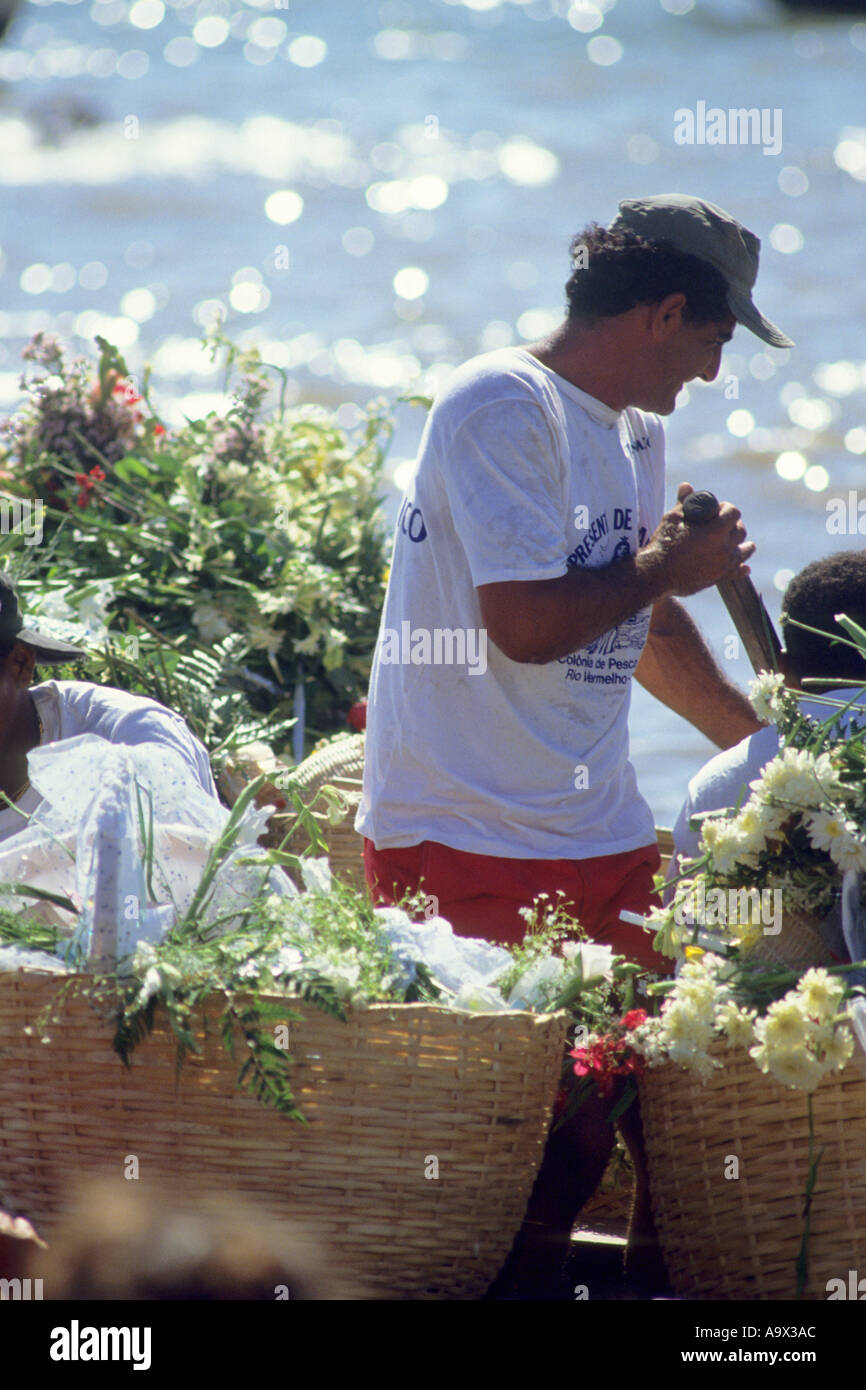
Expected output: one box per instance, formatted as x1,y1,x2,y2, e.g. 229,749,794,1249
565,224,732,326
783,552,866,682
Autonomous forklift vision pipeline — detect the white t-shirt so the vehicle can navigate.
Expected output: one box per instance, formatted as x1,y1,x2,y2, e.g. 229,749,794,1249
356,346,666,860
671,690,865,869
0,680,218,844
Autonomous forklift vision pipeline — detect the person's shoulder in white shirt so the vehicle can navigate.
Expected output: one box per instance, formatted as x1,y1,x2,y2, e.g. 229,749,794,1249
32,680,218,799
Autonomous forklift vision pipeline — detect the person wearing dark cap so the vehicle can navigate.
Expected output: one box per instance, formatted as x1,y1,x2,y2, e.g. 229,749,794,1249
0,572,217,842
356,194,793,1295
360,193,791,961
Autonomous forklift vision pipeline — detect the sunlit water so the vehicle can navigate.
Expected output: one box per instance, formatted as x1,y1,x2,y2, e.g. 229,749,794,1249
0,0,865,824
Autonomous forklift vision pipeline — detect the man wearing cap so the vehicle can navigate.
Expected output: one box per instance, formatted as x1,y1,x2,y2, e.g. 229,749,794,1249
0,572,217,843
356,194,794,1294
359,193,792,965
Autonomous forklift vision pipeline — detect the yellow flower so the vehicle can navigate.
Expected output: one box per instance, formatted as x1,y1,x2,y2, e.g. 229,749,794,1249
759,999,813,1049
717,1001,757,1048
797,968,844,1022
820,1028,854,1071
684,945,704,961
754,1046,825,1091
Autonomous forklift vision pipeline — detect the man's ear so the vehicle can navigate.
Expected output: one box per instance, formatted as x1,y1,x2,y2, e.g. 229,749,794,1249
648,293,688,342
9,642,37,686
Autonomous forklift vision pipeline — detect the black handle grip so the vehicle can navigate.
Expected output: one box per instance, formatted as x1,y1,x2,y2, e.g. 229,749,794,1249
681,490,720,525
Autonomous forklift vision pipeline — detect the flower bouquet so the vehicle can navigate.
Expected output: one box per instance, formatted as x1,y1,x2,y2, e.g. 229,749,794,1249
578,614,866,1298
0,329,393,749
651,627,866,973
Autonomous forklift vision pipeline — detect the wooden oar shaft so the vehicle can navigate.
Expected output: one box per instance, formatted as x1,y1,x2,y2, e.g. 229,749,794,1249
681,490,783,676
717,573,783,676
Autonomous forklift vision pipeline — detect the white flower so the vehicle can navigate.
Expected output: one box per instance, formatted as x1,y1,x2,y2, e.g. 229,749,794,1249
749,671,787,722
131,941,158,974
76,582,114,636
820,1028,854,1071
797,968,845,1021
270,946,304,977
332,959,360,988
750,1045,826,1091
674,979,717,1017
300,857,332,895
193,602,232,643
237,960,260,980
629,1019,666,1065
561,940,614,982
305,951,360,990
701,825,752,875
826,826,866,873
453,983,509,1013
751,747,845,811
219,461,247,482
754,997,815,1050
135,965,162,1009
804,808,850,854
507,955,566,1011
246,619,281,654
661,1006,717,1071
716,1001,757,1048
727,801,770,856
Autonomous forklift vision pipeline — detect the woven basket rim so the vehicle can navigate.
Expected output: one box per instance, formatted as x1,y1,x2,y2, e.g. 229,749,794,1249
285,733,365,786
0,968,570,1029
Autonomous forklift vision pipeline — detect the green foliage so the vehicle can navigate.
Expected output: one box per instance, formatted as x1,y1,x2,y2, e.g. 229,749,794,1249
0,328,393,749
87,628,296,778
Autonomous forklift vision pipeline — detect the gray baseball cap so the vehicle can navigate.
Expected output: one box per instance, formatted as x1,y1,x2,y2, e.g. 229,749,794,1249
0,571,87,663
609,193,794,349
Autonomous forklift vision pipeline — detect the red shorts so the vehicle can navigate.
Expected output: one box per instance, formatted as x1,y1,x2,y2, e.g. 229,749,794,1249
363,837,670,974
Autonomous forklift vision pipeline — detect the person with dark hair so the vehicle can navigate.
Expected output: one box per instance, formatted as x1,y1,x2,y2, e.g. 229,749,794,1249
564,223,733,329
671,550,866,868
356,193,793,1297
0,571,218,843
781,553,866,683
359,193,792,965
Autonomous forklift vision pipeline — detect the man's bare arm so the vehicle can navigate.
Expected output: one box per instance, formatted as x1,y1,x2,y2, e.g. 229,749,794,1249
634,594,763,749
477,488,753,665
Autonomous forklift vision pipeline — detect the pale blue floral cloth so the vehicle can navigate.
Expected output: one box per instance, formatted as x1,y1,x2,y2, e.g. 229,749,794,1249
0,733,294,972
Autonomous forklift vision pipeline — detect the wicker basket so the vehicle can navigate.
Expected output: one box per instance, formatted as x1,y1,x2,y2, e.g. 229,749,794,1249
640,1040,866,1299
266,735,366,889
749,905,836,971
0,970,567,1300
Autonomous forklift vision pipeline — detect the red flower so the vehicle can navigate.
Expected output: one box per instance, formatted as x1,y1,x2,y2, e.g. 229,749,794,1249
347,699,367,731
74,464,106,509
621,1009,647,1030
569,1024,648,1097
114,381,141,406
153,424,166,437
